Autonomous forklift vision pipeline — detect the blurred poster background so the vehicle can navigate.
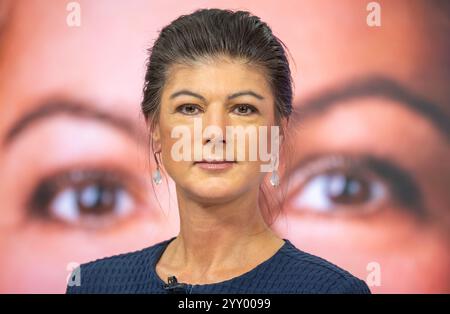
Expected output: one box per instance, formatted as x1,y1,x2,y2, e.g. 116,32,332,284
0,0,448,293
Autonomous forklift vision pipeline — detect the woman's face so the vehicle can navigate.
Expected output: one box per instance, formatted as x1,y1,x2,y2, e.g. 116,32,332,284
154,58,277,203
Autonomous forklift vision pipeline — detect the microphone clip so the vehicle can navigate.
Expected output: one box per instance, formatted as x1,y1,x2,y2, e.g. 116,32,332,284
163,275,188,294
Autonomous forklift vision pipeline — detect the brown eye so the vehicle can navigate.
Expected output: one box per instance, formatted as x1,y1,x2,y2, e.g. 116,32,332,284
285,155,392,215
74,183,127,216
326,173,371,205
28,169,142,229
177,104,201,115
286,154,425,218
233,104,257,115
289,170,385,213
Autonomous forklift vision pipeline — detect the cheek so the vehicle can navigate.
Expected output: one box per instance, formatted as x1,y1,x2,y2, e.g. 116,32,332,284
275,212,450,293
159,133,191,180
246,161,268,180
0,216,179,293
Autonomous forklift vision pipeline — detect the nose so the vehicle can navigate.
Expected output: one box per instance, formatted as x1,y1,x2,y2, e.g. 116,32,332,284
203,102,227,146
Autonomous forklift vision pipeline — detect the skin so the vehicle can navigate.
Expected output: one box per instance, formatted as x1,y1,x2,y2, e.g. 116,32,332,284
0,0,448,293
152,58,286,284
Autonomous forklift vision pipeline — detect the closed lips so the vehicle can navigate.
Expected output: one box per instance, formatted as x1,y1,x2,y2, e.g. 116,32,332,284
194,160,236,163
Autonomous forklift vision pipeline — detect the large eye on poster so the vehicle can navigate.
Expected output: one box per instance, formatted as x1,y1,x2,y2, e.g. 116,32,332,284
0,0,448,296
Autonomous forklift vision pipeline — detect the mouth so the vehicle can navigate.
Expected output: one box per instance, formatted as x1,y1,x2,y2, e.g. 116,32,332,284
193,160,237,170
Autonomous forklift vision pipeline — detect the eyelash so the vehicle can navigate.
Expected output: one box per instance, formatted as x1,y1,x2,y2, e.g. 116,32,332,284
176,104,201,115
233,104,258,115
26,168,145,229
176,104,258,116
284,154,420,217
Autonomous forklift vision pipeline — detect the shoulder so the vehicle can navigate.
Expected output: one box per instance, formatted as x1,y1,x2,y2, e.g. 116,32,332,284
65,238,172,294
273,240,371,294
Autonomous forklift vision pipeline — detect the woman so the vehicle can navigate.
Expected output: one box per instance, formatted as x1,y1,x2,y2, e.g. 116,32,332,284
66,8,370,294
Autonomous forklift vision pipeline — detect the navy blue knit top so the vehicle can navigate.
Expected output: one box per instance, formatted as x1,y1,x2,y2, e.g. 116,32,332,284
66,236,371,294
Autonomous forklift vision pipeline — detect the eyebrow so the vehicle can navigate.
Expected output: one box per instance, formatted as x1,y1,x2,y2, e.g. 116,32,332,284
170,90,206,101
228,90,264,100
169,89,264,101
2,98,142,147
293,75,450,140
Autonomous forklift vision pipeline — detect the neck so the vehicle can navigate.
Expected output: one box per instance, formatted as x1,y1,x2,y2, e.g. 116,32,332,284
170,185,279,274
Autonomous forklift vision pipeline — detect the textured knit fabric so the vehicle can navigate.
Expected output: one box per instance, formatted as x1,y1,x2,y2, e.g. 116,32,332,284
66,237,371,294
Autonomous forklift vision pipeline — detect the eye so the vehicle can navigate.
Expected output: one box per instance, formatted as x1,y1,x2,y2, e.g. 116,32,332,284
27,169,145,229
286,155,391,216
232,104,257,115
176,104,202,115
291,171,385,214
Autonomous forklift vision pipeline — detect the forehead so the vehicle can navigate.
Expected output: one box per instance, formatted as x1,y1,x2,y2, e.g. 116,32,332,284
163,58,271,96
261,0,449,109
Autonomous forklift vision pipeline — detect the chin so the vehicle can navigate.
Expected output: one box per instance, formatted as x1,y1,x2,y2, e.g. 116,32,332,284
196,186,237,199
185,182,243,203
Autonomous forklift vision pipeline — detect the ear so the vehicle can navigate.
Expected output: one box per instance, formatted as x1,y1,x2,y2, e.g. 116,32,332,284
149,120,162,153
279,116,289,143
152,130,162,152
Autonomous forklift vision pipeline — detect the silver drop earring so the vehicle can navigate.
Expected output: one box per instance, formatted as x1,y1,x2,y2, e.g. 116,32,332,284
152,151,162,185
270,170,280,187
269,154,280,187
